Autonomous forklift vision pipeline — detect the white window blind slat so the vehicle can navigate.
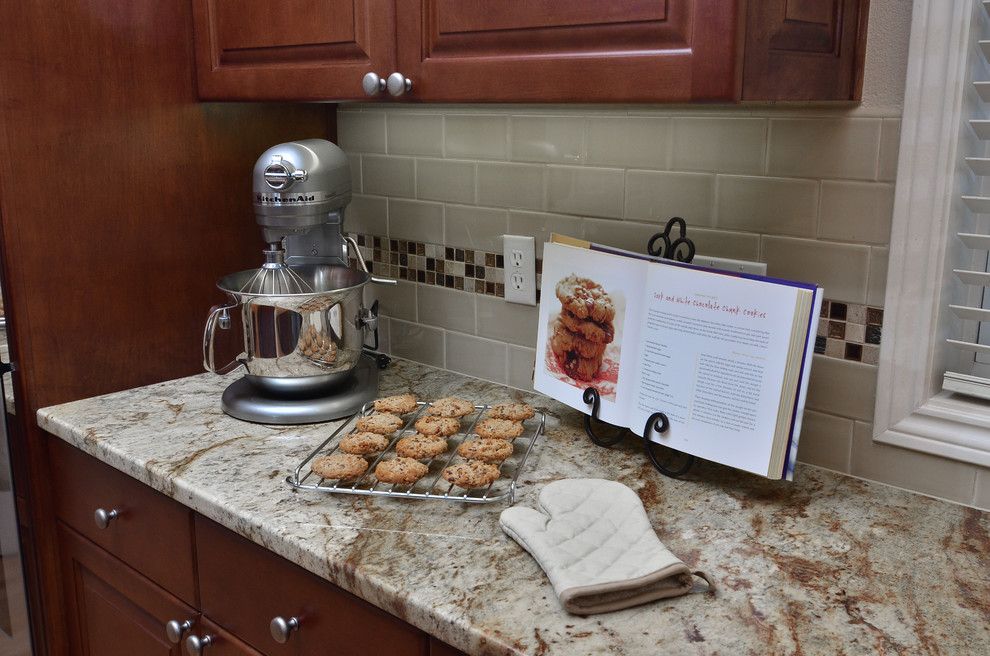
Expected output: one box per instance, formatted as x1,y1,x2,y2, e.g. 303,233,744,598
953,269,990,285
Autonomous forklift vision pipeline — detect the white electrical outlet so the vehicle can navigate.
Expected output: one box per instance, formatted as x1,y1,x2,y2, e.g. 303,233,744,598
503,234,536,305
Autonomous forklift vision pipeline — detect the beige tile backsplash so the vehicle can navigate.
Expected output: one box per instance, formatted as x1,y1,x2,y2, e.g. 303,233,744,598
339,104,989,510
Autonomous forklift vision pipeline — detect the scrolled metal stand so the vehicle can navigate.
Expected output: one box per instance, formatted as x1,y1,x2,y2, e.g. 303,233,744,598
580,216,700,479
583,388,695,478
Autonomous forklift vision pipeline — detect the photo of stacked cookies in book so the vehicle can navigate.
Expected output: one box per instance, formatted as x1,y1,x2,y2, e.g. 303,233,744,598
547,275,620,393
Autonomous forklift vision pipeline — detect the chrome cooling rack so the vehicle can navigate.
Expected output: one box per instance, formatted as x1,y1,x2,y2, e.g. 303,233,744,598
286,401,546,504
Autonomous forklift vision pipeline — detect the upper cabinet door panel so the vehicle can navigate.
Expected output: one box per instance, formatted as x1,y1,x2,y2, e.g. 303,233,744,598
192,0,395,100
742,0,868,100
395,0,744,102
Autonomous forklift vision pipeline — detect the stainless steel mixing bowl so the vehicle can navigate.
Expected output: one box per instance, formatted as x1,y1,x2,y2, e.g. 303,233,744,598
203,264,377,381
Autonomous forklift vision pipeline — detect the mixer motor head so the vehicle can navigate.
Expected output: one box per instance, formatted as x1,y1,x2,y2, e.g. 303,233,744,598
252,139,352,245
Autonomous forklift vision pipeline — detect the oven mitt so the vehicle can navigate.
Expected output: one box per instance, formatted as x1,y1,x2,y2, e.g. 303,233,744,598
499,478,714,615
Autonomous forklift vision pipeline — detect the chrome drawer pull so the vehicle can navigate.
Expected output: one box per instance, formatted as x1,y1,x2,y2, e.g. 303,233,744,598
185,634,213,655
270,616,300,643
165,619,193,644
93,507,119,529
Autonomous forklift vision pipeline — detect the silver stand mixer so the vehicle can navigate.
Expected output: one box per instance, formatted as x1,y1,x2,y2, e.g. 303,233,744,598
203,139,395,424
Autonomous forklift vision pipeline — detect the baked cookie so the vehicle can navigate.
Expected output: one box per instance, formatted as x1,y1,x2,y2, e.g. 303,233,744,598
558,350,604,382
550,320,608,359
555,275,615,324
338,432,390,456
414,415,461,437
475,418,524,440
457,438,514,463
395,433,448,460
558,309,615,344
375,457,429,485
442,461,501,489
355,412,403,435
311,453,368,481
487,402,535,422
373,393,418,414
427,396,475,418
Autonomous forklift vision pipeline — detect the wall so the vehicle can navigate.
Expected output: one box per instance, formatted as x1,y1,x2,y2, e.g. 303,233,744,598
337,1,989,511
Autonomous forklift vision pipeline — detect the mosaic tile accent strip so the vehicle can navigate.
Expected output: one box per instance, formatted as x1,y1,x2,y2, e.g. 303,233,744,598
347,232,543,303
814,300,883,364
349,232,883,364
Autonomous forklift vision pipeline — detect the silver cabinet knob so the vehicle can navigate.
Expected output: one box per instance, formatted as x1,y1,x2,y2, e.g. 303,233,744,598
93,508,119,529
269,616,300,644
362,72,385,96
165,619,193,644
386,72,412,96
185,634,213,655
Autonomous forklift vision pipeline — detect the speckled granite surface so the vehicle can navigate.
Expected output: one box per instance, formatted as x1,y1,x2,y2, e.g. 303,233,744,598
38,360,989,655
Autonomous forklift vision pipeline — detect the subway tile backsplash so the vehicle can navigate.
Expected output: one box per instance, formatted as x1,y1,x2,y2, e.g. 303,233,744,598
339,104,987,509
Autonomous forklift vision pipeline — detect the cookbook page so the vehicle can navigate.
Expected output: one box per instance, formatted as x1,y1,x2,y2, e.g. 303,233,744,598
534,242,648,427
631,262,803,476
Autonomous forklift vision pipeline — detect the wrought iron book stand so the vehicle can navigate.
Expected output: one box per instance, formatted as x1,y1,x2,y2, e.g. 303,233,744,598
580,217,697,478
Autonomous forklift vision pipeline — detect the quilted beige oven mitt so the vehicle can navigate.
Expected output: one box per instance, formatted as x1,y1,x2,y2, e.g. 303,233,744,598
500,478,714,615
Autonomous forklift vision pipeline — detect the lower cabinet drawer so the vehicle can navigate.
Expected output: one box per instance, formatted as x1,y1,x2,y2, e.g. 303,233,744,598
195,516,429,656
48,435,197,605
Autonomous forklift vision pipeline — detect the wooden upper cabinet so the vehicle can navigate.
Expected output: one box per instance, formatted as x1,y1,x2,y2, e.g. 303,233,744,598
742,0,868,101
191,0,868,102
393,0,743,102
191,0,395,100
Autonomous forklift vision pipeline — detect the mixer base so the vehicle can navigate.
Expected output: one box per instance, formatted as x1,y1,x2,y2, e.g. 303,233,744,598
221,354,380,424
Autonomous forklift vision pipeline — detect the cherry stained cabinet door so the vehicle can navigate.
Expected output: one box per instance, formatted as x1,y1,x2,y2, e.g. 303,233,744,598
57,525,196,656
742,0,868,100
394,0,744,102
191,0,396,100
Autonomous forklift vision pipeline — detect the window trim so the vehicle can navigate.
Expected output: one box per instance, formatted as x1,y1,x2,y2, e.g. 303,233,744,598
874,0,990,467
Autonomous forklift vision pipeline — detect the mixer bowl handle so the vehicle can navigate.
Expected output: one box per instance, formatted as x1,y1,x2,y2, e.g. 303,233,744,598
343,236,396,285
203,303,243,375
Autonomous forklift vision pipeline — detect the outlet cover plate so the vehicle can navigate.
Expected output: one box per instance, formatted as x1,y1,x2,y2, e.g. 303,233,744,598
503,234,536,305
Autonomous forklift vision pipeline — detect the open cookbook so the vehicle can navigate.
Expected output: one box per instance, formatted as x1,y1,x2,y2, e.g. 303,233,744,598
535,235,822,480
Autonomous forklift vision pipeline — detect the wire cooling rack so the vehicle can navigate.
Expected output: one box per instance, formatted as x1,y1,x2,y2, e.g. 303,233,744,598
286,401,545,504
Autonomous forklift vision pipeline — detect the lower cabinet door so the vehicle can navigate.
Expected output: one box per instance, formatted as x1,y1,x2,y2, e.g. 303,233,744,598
186,617,265,656
57,523,198,656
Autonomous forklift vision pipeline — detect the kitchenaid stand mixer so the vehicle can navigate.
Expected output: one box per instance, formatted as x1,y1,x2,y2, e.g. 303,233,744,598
203,139,394,424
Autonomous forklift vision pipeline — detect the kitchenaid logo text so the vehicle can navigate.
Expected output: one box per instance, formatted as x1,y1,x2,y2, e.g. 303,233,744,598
256,192,316,204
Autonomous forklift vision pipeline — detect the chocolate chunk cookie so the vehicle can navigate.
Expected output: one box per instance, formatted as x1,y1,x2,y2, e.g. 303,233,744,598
558,309,615,344
373,393,419,414
338,432,390,456
311,453,368,481
355,412,403,435
487,402,535,422
395,433,448,460
375,457,429,485
414,415,461,437
457,438,514,463
550,319,608,359
558,350,604,382
555,275,615,324
474,418,524,440
427,396,475,418
442,461,501,489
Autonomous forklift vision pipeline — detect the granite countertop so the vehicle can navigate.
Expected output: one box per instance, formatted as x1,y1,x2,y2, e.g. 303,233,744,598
38,360,989,655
